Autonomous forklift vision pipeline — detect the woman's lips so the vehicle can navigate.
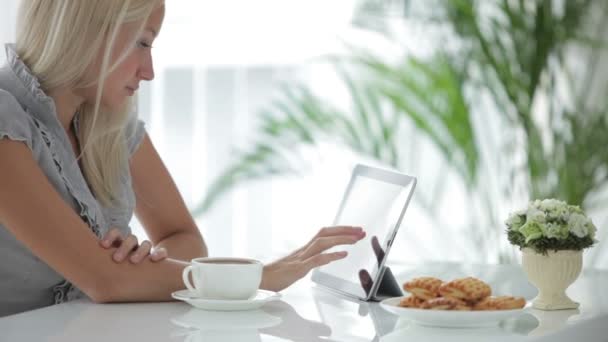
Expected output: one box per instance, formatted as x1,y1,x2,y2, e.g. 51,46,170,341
125,86,138,95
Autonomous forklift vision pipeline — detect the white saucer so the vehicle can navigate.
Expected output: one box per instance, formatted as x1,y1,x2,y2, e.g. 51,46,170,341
171,289,281,311
380,296,529,328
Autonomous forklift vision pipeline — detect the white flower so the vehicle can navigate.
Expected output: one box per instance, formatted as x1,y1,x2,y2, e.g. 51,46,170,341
526,207,546,224
557,207,570,221
506,214,524,230
568,213,589,238
543,222,569,239
539,199,564,212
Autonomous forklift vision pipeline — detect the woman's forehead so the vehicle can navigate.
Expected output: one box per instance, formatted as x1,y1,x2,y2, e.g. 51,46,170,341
147,3,165,30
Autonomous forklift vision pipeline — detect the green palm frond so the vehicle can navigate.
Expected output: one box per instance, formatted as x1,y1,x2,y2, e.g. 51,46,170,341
353,53,479,185
192,52,480,215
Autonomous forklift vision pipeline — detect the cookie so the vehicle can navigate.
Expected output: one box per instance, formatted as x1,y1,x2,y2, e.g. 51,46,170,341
473,296,526,310
420,297,471,311
438,277,491,302
402,277,443,300
398,295,425,308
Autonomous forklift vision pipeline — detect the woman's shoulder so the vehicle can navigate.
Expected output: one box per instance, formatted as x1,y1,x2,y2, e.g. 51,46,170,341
0,87,25,110
124,114,146,156
0,88,36,149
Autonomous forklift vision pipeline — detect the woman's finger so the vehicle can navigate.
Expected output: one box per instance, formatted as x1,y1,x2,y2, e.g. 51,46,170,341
129,240,152,264
314,226,363,239
304,251,348,271
287,226,364,260
149,247,168,262
300,234,363,260
113,234,138,262
100,228,123,248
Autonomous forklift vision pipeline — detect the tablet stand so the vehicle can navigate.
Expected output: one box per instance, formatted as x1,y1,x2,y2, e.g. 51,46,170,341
369,266,403,301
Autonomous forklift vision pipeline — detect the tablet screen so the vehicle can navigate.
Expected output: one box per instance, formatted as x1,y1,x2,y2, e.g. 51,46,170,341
314,168,416,299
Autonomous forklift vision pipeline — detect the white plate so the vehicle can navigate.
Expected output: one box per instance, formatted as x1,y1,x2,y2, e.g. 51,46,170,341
172,289,281,311
380,297,528,328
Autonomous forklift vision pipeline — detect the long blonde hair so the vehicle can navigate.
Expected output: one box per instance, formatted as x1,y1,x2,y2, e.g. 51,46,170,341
15,0,161,207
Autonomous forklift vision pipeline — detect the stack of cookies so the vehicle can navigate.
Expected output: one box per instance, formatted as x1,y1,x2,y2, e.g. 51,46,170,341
398,276,526,311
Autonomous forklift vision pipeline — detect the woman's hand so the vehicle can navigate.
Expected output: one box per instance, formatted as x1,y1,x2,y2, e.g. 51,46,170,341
99,228,168,264
260,226,365,292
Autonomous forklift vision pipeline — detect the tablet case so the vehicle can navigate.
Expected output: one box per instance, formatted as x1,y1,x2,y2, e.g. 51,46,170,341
368,266,403,301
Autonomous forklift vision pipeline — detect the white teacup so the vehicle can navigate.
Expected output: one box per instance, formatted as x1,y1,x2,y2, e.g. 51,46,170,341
182,257,263,300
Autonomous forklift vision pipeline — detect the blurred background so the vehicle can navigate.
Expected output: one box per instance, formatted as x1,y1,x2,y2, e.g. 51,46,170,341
1,0,607,268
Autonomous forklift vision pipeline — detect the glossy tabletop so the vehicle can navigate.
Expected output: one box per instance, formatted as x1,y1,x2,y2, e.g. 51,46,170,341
1,262,606,342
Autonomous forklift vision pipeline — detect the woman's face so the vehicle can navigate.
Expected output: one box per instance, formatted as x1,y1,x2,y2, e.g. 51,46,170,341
77,4,165,111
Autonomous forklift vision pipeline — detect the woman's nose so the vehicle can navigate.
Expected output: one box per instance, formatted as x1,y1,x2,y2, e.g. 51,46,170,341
138,66,154,81
137,57,155,81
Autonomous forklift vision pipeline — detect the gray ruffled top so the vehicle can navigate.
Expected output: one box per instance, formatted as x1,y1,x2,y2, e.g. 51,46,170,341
0,44,146,317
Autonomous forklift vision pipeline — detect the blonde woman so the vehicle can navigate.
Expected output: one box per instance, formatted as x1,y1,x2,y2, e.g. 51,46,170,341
0,0,365,317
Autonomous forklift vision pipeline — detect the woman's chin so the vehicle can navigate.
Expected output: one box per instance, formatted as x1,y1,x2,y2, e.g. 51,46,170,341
102,97,131,112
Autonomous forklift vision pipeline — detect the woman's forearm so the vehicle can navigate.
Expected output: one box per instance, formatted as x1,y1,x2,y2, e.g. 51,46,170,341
154,230,208,261
97,256,189,303
95,230,206,302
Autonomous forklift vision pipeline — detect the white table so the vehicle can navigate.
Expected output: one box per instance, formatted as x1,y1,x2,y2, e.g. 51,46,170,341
1,262,606,342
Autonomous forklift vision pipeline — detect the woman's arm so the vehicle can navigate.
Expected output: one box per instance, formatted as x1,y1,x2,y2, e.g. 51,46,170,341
0,139,187,303
130,134,207,261
0,138,365,302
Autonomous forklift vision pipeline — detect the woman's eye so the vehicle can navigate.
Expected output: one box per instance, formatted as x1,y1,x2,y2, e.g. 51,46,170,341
138,41,152,48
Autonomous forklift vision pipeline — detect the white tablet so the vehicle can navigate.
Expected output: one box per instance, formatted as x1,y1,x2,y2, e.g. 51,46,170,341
311,164,417,301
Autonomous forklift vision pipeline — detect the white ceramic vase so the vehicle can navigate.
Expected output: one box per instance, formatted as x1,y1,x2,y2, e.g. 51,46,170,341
522,248,582,310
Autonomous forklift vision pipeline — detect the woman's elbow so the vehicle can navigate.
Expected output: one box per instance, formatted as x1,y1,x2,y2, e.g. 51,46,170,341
200,238,209,257
80,274,121,303
88,291,112,304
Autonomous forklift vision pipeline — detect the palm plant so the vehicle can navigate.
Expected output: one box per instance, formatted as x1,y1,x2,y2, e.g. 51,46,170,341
192,0,608,264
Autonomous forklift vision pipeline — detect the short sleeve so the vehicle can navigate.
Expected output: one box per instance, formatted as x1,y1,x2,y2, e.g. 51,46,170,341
124,114,146,156
0,89,34,150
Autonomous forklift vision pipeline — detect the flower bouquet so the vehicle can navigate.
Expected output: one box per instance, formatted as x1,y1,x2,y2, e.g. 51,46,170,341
506,199,597,310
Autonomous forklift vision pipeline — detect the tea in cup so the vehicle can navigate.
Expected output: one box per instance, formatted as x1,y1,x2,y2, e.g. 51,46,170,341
182,257,263,300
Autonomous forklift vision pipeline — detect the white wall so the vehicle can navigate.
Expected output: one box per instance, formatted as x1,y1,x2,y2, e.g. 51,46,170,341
0,0,18,65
